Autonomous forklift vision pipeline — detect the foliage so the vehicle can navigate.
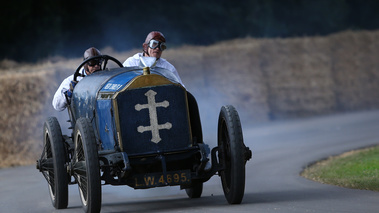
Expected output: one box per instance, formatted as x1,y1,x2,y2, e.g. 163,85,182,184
1,0,379,62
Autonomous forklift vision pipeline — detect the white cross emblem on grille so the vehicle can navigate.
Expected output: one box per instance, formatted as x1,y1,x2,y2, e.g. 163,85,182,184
135,90,172,143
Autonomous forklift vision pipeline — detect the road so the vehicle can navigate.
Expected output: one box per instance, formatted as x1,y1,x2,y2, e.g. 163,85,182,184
1,110,379,212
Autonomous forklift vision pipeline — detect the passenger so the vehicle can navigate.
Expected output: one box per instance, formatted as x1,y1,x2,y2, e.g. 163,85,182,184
52,47,102,111
123,31,185,87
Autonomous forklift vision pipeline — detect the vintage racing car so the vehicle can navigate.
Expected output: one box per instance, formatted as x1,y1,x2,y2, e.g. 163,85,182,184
36,55,252,212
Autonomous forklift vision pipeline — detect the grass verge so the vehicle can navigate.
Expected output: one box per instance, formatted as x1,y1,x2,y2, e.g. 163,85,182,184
301,145,379,191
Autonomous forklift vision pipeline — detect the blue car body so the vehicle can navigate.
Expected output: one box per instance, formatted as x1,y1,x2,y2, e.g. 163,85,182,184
69,66,208,188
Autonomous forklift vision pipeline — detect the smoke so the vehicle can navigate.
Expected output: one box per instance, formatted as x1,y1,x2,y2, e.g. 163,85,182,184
188,83,258,150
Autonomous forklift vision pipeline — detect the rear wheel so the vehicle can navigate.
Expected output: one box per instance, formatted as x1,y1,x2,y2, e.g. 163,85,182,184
72,118,101,213
185,181,203,198
39,117,68,209
218,105,246,204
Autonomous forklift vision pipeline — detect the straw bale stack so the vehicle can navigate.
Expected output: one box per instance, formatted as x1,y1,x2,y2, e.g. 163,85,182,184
2,30,379,167
0,69,54,167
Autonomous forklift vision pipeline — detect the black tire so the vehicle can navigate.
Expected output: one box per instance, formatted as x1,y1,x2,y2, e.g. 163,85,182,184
217,105,246,204
185,181,203,198
40,117,68,209
73,118,101,213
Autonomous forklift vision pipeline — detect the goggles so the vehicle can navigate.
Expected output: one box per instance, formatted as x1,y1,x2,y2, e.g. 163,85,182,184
148,39,166,51
87,59,103,67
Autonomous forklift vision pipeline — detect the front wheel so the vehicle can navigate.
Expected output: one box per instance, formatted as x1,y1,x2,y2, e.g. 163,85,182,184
72,118,101,213
218,105,246,204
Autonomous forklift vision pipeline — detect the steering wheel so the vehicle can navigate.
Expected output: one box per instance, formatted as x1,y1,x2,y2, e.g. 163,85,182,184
73,55,123,81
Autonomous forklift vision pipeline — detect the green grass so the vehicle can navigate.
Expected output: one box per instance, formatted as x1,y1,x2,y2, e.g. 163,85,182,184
302,145,379,191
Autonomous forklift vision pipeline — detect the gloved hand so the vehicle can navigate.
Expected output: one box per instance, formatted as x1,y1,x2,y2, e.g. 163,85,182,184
64,90,73,98
65,80,78,99
69,80,77,91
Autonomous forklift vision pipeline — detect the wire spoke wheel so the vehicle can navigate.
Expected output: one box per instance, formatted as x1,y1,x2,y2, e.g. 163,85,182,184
73,118,101,213
218,105,246,204
75,136,89,206
39,117,68,209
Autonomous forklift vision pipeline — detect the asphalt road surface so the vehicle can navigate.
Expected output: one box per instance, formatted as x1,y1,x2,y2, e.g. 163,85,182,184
1,110,379,213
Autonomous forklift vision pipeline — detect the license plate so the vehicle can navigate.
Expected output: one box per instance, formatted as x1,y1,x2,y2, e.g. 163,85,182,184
134,170,191,189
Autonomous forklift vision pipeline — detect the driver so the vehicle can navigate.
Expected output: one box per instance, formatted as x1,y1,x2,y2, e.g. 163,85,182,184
123,31,185,87
52,47,102,111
